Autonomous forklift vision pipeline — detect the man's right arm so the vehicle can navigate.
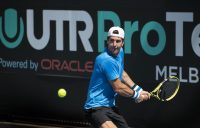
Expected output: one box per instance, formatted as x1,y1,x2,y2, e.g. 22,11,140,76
110,78,150,102
109,78,134,97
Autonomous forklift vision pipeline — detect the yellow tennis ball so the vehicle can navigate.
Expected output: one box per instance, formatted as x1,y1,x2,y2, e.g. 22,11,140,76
58,88,67,98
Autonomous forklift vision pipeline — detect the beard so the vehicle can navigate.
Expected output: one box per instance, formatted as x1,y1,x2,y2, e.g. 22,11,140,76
108,47,120,56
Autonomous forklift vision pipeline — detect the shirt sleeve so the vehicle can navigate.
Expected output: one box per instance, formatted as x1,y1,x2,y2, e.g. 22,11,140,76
102,60,119,81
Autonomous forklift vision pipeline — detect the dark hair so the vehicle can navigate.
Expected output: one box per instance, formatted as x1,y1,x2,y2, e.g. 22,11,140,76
112,30,119,34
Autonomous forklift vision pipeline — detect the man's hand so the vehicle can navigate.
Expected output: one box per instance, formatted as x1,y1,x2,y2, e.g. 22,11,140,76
135,90,150,103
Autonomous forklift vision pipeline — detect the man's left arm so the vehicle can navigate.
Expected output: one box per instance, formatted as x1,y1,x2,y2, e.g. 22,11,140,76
122,70,151,102
121,70,135,88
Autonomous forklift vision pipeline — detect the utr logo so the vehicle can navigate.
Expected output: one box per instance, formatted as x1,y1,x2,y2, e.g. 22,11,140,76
0,8,24,48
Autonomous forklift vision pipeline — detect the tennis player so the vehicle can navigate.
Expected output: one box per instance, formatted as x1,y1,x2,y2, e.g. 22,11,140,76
84,26,150,128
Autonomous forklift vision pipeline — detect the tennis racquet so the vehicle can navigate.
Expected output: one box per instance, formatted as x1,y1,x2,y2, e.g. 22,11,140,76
150,76,180,101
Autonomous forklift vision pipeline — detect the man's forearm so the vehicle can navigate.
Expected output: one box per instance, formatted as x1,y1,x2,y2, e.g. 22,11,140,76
110,78,134,97
116,87,134,97
122,70,135,88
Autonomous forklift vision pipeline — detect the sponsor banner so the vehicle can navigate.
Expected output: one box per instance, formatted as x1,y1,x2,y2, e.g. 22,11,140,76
0,7,199,83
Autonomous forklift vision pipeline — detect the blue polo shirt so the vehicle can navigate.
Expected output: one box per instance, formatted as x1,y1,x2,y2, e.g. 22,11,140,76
84,48,124,109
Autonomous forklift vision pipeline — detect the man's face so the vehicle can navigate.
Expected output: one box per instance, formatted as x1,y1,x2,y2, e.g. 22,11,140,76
107,36,124,56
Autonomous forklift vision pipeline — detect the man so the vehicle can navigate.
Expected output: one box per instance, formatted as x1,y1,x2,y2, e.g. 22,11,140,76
84,26,150,128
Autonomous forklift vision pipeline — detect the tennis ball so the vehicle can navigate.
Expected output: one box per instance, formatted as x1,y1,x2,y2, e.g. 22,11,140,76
58,88,67,98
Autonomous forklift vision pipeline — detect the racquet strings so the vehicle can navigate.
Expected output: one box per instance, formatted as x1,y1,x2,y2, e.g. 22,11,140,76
158,77,179,100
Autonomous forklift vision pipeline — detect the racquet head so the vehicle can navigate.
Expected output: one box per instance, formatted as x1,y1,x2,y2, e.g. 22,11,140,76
150,76,180,101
